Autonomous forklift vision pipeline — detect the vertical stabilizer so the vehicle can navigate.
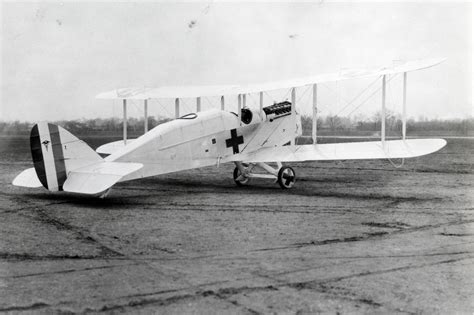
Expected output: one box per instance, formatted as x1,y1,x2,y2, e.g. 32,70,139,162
30,122,102,191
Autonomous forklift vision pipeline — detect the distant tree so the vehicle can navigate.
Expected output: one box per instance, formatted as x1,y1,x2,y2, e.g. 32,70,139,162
326,115,342,132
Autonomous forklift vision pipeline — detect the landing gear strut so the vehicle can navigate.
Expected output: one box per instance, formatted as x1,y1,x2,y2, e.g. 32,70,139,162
233,163,251,186
233,162,296,189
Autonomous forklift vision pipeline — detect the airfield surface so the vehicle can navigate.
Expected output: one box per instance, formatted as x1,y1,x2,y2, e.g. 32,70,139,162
0,136,473,314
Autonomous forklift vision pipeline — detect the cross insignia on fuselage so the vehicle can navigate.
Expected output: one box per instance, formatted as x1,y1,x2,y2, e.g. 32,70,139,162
225,129,244,154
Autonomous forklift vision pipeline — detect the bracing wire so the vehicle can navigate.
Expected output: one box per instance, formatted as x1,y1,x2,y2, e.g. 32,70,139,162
346,74,399,117
264,89,291,104
264,91,276,103
319,84,350,114
320,82,351,107
203,96,215,109
154,99,174,118
335,75,383,116
283,88,292,100
296,85,312,104
180,98,194,115
130,99,141,115
312,100,331,112
246,93,259,108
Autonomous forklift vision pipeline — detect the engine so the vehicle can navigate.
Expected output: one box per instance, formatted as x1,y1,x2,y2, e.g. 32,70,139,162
262,101,292,121
238,101,294,125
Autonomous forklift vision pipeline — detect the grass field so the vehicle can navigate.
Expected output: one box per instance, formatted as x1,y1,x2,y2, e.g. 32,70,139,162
0,136,473,313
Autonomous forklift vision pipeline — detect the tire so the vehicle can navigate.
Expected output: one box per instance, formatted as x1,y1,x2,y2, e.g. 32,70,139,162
233,166,250,186
277,166,296,189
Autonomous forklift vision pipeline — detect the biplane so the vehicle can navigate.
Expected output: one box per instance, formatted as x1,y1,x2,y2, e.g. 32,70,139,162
13,58,447,197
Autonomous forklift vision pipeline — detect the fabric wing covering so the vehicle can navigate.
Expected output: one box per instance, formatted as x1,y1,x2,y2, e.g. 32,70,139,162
96,58,445,100
225,139,447,163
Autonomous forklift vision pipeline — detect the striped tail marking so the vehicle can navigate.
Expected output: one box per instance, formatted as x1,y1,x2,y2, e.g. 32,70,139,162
30,123,67,191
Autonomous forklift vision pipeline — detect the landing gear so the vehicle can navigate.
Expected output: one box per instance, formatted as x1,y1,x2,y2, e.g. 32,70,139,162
232,162,296,189
233,164,251,186
277,166,296,189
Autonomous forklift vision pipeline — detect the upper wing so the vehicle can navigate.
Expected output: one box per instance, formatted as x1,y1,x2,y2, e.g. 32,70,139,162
96,58,445,100
224,139,447,163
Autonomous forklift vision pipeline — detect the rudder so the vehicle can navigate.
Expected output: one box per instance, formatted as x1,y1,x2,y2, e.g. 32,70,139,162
30,122,102,191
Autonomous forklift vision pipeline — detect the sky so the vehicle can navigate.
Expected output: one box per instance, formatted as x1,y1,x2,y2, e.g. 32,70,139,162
1,1,472,122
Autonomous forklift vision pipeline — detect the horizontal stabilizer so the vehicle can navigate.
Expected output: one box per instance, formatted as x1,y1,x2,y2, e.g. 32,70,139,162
63,162,143,195
227,139,447,163
96,139,135,155
12,168,43,188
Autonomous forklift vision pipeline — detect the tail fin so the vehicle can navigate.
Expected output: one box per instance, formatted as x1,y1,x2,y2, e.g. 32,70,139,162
15,122,143,196
30,122,102,191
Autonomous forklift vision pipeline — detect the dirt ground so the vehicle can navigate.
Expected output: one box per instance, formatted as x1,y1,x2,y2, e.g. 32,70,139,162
0,136,473,314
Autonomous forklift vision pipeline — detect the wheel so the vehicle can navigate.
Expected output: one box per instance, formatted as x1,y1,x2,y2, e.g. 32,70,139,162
233,166,250,186
277,166,296,189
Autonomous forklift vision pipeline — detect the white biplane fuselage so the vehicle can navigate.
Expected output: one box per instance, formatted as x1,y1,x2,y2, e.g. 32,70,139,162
109,107,301,182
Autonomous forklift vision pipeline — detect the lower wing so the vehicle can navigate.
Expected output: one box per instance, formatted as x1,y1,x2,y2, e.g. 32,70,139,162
225,139,446,163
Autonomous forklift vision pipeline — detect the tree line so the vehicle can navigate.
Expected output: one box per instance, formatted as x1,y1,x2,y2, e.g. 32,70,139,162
1,114,472,136
301,113,473,136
